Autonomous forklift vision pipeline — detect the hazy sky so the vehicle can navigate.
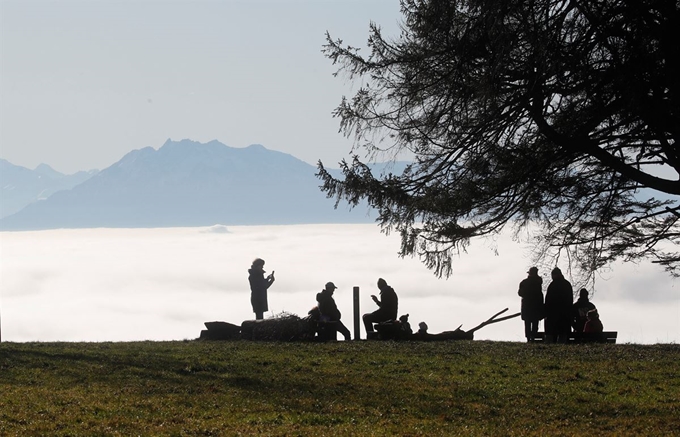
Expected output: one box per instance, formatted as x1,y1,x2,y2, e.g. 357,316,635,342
0,0,402,174
1,225,678,343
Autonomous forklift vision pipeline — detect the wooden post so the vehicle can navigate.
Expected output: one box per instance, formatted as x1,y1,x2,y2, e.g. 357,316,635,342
353,286,360,340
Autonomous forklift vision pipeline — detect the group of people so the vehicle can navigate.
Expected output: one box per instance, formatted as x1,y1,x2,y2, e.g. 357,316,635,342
248,258,398,340
249,257,604,343
518,266,603,342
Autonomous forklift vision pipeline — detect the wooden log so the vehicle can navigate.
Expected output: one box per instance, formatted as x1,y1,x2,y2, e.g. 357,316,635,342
414,308,521,341
198,321,241,340
241,316,317,341
465,308,521,335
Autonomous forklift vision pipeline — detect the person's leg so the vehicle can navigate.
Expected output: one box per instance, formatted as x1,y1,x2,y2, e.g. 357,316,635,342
524,320,532,341
255,311,264,320
363,310,384,333
362,313,375,333
559,320,571,343
337,321,352,341
544,318,556,343
530,320,539,341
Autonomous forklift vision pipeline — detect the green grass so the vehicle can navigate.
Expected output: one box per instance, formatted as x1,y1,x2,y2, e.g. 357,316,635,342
1,340,679,436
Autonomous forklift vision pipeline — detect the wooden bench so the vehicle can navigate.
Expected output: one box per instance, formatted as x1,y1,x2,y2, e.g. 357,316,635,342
534,331,618,343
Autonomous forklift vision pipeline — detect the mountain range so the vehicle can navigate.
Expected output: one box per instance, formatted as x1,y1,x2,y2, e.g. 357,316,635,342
0,159,98,219
0,139,403,231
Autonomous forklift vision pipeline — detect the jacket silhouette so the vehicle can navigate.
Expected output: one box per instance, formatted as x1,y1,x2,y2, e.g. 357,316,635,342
248,258,275,320
544,267,573,343
518,267,544,341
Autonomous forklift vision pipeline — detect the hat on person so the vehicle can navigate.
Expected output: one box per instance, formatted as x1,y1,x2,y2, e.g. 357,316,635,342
527,266,538,275
325,282,337,290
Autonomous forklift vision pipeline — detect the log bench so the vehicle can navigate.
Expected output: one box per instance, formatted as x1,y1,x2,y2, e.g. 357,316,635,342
315,320,339,341
199,321,241,340
533,331,618,343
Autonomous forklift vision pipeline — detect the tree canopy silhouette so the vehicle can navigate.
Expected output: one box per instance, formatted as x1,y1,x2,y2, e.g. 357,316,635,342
317,0,680,281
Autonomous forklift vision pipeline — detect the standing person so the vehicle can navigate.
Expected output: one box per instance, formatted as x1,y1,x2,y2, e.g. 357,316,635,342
362,278,398,337
248,258,275,320
518,267,544,342
572,288,597,333
544,267,573,343
316,282,352,341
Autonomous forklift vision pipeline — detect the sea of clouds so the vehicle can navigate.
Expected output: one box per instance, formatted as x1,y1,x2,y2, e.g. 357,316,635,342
1,224,678,344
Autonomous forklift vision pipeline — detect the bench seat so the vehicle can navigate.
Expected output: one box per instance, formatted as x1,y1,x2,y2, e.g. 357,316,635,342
533,331,617,343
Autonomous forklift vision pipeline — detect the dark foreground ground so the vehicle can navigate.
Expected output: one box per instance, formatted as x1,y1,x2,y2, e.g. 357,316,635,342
1,340,679,436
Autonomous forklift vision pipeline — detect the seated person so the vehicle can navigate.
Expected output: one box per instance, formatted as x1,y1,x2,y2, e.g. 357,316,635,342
572,288,597,332
583,309,603,334
316,282,351,341
362,278,398,336
399,314,412,336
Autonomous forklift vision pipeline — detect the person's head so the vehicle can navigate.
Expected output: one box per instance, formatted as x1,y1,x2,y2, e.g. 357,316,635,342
527,266,538,277
324,281,337,293
587,309,599,320
551,267,563,280
251,258,265,270
579,288,589,299
377,278,387,289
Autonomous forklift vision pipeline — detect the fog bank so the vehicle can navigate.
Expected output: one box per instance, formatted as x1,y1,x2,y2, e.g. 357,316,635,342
1,225,678,343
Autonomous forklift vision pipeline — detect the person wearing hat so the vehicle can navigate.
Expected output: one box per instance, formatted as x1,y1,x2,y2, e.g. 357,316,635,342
316,281,352,341
572,288,597,333
518,267,544,342
248,258,275,320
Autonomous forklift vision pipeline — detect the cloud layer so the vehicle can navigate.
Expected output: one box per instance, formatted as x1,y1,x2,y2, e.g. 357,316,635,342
1,225,678,343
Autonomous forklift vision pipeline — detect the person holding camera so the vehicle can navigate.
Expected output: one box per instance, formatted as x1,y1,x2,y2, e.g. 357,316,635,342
248,258,275,320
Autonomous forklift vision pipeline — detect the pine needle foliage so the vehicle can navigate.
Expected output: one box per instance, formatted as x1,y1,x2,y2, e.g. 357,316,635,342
318,0,680,286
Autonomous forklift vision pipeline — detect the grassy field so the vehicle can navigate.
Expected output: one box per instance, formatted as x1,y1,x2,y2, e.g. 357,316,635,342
1,340,679,436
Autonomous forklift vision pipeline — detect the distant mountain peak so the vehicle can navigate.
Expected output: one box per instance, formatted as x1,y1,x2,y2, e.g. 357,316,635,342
162,138,221,148
0,159,98,219
246,144,266,150
34,163,63,179
35,163,54,171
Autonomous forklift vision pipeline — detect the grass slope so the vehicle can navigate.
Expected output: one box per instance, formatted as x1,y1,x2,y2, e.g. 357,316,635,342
1,341,679,436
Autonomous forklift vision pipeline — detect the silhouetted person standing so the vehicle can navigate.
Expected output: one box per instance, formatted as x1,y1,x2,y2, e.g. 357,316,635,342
572,288,597,333
518,267,544,342
544,267,573,343
363,278,398,337
248,258,275,320
316,281,351,341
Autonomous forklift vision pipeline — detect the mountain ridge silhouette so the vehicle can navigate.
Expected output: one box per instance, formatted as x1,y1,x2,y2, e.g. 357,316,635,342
0,139,395,230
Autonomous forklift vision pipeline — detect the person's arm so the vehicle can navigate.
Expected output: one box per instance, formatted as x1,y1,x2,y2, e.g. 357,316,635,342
371,294,381,307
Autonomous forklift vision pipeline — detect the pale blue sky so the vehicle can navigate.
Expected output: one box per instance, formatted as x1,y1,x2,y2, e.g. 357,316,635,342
0,0,402,174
